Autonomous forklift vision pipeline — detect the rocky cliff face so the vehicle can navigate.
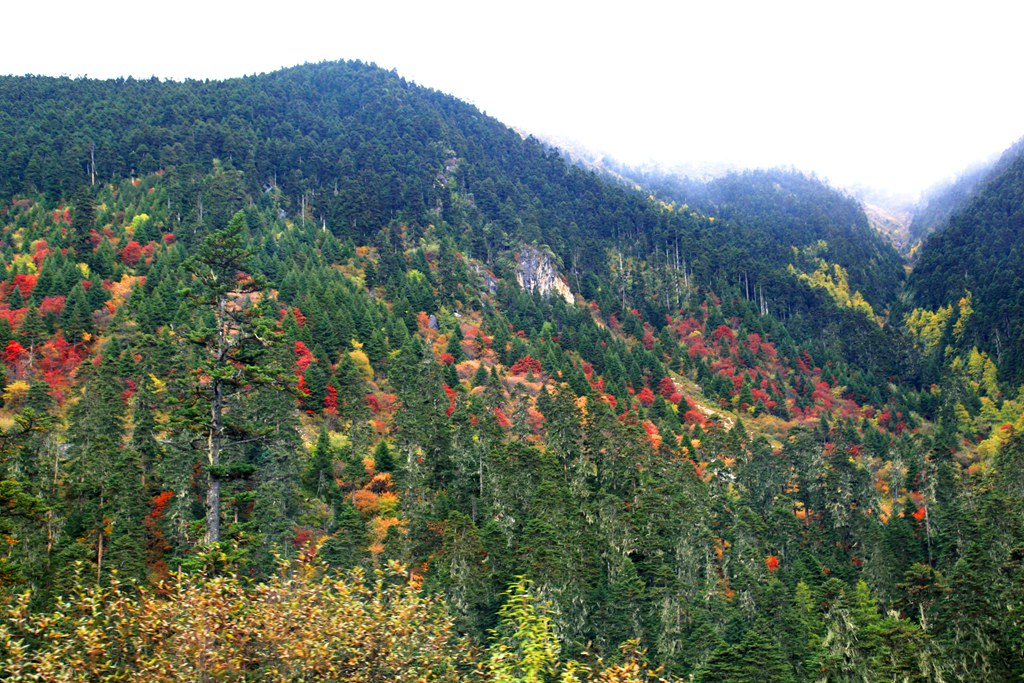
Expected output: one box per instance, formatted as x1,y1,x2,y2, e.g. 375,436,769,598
515,245,575,305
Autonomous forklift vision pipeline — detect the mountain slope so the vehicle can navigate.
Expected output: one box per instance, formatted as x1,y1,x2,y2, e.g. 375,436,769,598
862,201,911,251
907,136,1024,250
1,61,1023,681
0,63,666,277
909,140,1024,384
695,170,905,310
0,65,907,317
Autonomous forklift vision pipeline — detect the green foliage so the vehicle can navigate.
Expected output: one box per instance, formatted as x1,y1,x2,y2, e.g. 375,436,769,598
910,141,1024,384
488,577,560,682
0,60,1020,681
172,210,294,548
694,622,795,683
0,477,46,587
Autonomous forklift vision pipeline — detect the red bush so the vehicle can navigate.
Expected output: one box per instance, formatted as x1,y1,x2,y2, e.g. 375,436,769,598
711,324,735,343
509,355,542,375
120,240,143,265
12,274,37,297
443,384,457,417
3,340,26,364
493,408,511,429
324,385,338,412
294,341,315,373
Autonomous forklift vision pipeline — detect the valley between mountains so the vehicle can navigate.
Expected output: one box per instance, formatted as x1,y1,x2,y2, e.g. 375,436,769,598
0,61,1022,681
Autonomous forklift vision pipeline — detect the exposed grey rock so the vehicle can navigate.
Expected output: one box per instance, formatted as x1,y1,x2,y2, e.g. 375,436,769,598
471,264,499,294
515,245,574,305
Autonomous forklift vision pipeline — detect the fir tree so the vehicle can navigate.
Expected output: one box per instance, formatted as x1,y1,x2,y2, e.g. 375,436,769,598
319,500,369,570
61,345,147,584
176,210,283,546
373,440,395,473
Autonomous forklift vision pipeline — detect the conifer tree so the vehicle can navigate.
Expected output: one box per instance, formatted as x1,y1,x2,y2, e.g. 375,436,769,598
0,414,48,588
446,322,466,363
319,500,369,569
373,439,395,473
238,371,303,573
70,185,97,254
304,428,337,501
62,282,93,341
694,621,796,683
61,344,146,584
176,210,283,546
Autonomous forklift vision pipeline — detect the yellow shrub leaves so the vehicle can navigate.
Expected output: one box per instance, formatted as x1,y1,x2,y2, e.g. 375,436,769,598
0,562,471,682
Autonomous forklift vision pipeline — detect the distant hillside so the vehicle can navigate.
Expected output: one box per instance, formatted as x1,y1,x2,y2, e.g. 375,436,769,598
5,61,1024,681
560,158,907,313
908,137,1024,250
693,170,905,310
909,139,1024,383
862,202,911,252
0,65,776,287
0,63,597,248
0,65,909,342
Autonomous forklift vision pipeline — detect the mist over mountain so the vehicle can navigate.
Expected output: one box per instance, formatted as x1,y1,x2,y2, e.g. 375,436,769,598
549,133,1024,262
909,137,1024,384
907,136,1024,247
555,148,906,307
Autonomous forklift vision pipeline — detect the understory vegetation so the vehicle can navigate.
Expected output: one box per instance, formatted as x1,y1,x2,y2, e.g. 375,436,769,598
0,62,1023,680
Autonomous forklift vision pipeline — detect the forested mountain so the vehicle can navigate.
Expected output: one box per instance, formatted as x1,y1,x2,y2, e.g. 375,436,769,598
590,164,905,309
0,61,1022,682
907,137,1024,250
691,170,904,310
909,140,1024,385
0,66,903,318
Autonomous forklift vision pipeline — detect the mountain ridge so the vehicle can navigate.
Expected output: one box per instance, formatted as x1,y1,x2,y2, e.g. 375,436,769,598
0,60,1022,681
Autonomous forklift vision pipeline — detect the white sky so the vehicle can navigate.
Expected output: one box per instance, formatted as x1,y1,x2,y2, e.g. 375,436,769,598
4,1,1023,198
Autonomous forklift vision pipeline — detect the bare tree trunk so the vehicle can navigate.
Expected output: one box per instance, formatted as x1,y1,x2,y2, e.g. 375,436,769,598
96,496,104,584
205,406,221,545
47,443,60,572
205,297,227,545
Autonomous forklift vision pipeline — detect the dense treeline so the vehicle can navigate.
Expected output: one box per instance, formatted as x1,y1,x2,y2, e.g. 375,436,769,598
909,142,1024,385
907,136,1024,247
595,165,905,311
0,64,907,342
0,62,1021,680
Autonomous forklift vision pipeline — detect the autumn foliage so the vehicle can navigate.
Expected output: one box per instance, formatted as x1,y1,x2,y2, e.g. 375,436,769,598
120,239,143,265
509,354,542,375
493,407,512,429
294,341,315,373
0,560,675,682
0,74,1011,683
443,383,457,417
11,274,37,298
0,562,474,682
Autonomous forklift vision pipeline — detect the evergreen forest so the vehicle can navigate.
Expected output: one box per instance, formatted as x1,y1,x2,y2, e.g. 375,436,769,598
0,61,1023,681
